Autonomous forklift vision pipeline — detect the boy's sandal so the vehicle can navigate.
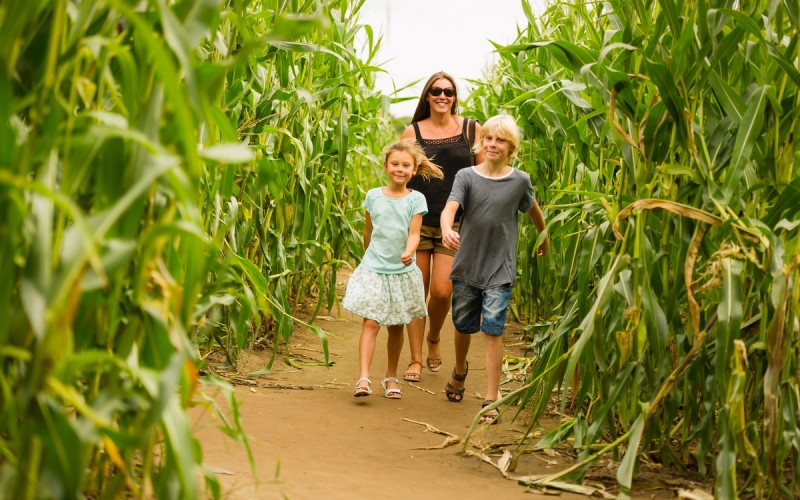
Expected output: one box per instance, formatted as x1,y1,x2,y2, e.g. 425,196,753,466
445,362,469,403
426,338,442,372
380,377,402,399
353,377,372,397
402,361,422,382
480,400,500,425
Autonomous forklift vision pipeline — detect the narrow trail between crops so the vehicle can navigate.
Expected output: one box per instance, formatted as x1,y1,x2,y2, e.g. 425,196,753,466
190,275,685,500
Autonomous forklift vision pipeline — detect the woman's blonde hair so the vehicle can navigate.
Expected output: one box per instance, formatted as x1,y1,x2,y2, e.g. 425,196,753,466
383,139,444,181
476,114,522,161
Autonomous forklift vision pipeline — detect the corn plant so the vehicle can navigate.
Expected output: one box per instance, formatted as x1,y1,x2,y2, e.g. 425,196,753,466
193,0,393,370
0,0,389,497
465,0,800,497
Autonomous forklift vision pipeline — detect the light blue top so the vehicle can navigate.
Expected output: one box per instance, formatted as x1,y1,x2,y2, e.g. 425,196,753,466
361,187,428,274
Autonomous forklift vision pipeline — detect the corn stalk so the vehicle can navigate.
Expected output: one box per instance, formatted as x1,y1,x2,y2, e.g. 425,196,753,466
465,0,800,497
0,0,389,497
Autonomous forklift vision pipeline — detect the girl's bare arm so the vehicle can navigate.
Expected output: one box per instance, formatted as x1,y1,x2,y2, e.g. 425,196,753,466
401,213,423,266
363,212,373,250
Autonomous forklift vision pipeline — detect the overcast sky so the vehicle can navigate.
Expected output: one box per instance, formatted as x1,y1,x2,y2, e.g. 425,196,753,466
357,1,545,117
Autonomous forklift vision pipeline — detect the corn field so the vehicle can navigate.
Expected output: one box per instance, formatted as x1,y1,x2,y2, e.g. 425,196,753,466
1,0,798,498
466,0,799,498
1,0,391,497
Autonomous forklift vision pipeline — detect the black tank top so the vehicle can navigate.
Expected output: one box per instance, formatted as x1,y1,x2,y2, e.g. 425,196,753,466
407,117,474,226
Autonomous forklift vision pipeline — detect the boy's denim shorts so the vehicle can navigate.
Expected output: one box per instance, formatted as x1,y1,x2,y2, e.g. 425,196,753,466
451,280,512,336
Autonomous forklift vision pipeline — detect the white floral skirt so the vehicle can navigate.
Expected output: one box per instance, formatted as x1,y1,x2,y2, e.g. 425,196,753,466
342,265,428,325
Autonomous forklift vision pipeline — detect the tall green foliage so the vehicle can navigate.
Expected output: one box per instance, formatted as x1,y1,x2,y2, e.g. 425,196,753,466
466,0,800,497
0,0,389,497
194,0,392,367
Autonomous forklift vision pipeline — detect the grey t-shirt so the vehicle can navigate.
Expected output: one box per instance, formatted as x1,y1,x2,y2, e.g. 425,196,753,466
447,167,535,288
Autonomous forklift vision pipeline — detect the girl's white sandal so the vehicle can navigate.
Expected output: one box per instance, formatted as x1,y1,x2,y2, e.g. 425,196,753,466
353,377,372,397
380,377,402,399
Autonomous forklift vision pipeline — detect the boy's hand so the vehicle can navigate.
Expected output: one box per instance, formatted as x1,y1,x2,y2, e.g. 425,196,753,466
442,229,460,251
537,235,550,256
400,250,413,266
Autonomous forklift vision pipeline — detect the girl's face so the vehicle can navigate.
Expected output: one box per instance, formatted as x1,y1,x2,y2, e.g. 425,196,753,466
426,77,455,114
384,150,417,187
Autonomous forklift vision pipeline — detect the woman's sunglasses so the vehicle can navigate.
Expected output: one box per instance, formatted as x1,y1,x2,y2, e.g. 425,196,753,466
428,87,455,97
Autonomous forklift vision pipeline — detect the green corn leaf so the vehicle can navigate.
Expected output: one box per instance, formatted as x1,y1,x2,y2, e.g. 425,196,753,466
307,325,330,367
786,0,800,30
21,153,57,339
586,362,636,442
644,59,687,140
708,72,746,123
267,12,328,41
763,177,800,228
716,258,743,396
199,143,255,164
564,255,627,397
716,8,765,42
338,109,349,176
502,41,597,72
657,0,681,35
715,413,738,499
723,85,767,202
768,45,800,87
81,239,137,291
617,415,645,500
38,398,88,497
156,354,198,499
0,66,12,165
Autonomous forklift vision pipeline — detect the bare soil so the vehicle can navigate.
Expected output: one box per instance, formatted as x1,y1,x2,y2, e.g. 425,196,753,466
190,282,709,499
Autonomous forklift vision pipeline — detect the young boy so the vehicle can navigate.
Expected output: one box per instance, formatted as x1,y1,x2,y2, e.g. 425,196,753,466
440,114,549,423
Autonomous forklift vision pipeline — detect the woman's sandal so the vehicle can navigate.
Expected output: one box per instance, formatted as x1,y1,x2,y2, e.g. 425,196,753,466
444,362,469,402
353,377,372,397
480,400,500,425
380,377,402,399
426,338,442,372
402,361,422,382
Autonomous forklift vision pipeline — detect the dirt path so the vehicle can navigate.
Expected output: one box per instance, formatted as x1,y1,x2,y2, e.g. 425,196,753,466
190,302,595,499
190,288,688,499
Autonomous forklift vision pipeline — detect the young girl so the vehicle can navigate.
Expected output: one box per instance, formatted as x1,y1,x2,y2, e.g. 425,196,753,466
343,140,444,399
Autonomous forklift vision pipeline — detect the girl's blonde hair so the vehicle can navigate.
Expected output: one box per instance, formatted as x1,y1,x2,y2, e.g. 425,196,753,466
383,139,444,181
476,114,522,161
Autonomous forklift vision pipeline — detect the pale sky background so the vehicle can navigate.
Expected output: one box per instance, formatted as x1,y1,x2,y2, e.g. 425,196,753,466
357,0,546,117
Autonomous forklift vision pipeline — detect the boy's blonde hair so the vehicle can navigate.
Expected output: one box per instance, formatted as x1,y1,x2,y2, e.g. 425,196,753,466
476,114,521,161
383,139,444,181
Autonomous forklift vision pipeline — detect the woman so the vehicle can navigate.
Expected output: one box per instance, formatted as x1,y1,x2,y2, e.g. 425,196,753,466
399,71,483,382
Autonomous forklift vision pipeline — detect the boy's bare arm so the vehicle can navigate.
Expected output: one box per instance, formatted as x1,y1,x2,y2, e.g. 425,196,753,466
527,201,549,256
440,200,461,250
401,214,423,266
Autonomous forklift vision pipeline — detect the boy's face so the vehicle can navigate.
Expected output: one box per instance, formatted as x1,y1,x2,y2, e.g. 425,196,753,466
482,131,512,162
